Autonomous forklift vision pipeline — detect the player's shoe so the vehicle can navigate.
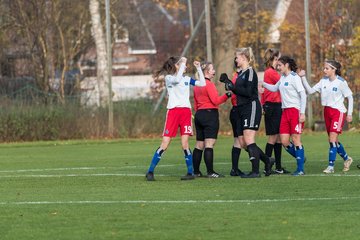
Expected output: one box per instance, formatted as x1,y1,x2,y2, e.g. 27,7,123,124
194,171,204,178
240,172,261,178
323,166,334,174
263,157,274,177
180,173,195,180
274,168,291,174
357,164,360,169
230,168,245,177
292,170,305,176
343,157,353,172
145,172,155,181
207,171,225,178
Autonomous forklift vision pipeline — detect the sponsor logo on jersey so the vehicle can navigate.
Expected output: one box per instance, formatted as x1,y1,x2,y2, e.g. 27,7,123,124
332,87,337,91
284,82,289,86
185,82,189,86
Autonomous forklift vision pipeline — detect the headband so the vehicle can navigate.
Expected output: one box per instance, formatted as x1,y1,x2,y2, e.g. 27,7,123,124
326,62,337,70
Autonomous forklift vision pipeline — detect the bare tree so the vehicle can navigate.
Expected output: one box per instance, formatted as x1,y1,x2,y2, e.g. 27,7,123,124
0,0,92,102
89,0,109,107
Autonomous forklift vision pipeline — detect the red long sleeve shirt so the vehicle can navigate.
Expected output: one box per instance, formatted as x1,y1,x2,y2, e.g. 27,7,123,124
261,67,281,105
193,79,228,111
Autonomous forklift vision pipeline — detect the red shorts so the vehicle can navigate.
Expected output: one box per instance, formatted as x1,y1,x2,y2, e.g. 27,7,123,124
324,106,345,134
279,108,304,135
163,107,193,137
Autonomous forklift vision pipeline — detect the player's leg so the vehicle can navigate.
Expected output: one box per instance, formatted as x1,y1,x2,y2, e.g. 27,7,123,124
291,134,305,175
193,110,205,177
179,108,195,180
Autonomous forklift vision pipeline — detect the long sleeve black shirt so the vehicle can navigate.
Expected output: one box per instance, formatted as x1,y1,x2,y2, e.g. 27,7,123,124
232,67,259,106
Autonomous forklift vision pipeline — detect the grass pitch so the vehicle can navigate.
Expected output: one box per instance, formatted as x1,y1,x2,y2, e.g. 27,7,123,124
0,132,359,239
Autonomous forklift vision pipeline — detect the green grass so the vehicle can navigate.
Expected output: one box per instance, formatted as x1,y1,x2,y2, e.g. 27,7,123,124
0,132,359,239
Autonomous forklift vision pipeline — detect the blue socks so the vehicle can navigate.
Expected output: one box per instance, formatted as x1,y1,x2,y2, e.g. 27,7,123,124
148,148,194,175
184,149,193,174
336,142,348,161
285,142,296,158
147,147,164,173
328,142,337,166
295,145,305,172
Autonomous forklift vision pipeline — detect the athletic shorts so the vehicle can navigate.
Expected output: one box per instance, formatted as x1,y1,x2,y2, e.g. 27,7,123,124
324,106,345,134
263,102,282,135
163,107,193,137
235,100,262,136
194,109,219,141
229,107,238,138
279,108,304,135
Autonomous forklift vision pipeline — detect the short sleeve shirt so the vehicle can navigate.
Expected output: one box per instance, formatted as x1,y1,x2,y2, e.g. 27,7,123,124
312,76,352,113
278,71,305,110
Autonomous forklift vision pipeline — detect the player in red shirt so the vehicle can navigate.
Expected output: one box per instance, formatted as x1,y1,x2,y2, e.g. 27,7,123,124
261,48,289,174
192,62,231,178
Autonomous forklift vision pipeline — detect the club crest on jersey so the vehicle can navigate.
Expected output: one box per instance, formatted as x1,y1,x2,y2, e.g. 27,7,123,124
332,87,337,91
185,82,189,86
284,82,289,86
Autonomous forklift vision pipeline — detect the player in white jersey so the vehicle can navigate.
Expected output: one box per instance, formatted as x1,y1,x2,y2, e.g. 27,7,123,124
300,60,353,173
262,56,307,176
146,56,206,181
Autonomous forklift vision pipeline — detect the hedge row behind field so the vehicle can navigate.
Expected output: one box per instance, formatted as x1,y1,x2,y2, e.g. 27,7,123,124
0,98,358,142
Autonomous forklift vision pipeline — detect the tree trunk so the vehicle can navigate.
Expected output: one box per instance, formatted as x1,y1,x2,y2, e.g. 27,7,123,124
213,0,240,77
89,0,109,107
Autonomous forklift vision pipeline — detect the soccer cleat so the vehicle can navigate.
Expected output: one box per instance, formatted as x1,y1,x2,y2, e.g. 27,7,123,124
145,172,155,181
194,171,204,178
357,164,360,169
207,171,225,178
292,170,305,176
240,172,261,178
180,173,195,180
263,157,274,177
323,166,334,174
343,157,353,172
230,168,245,177
274,168,291,174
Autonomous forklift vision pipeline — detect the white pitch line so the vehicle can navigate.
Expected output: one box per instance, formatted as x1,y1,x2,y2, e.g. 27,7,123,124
0,173,359,178
0,196,359,206
0,167,110,173
0,173,156,178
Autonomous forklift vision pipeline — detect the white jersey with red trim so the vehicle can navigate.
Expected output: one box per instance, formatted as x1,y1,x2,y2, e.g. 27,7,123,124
312,75,352,113
278,71,305,110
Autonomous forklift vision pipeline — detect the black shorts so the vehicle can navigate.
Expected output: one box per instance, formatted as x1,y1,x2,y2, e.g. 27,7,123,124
194,109,219,141
263,102,282,135
235,100,262,136
229,107,238,138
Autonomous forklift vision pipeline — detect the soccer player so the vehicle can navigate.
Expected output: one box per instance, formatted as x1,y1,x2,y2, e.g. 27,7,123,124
261,48,289,174
228,61,246,177
299,60,353,173
145,56,206,181
222,47,272,178
262,56,307,176
192,62,231,178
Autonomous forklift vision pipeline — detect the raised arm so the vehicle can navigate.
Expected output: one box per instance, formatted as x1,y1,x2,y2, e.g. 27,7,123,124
298,70,316,94
192,61,206,87
166,57,187,84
